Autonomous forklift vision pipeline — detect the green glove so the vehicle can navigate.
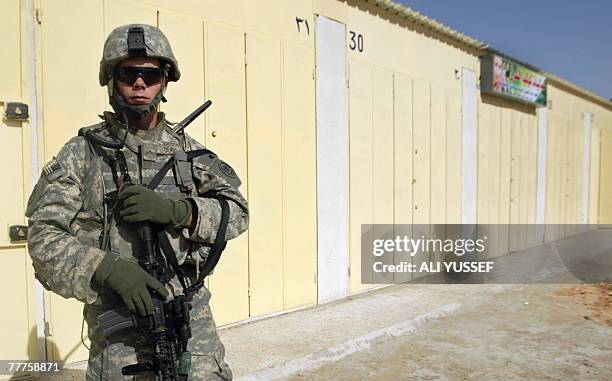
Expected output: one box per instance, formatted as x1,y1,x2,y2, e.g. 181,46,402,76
118,184,192,228
94,255,169,316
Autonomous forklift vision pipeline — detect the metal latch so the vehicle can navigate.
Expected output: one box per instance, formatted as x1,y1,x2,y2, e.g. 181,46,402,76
5,102,29,120
9,225,28,242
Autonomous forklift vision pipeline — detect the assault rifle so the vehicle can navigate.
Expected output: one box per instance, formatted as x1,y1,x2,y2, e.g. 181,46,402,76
95,100,229,381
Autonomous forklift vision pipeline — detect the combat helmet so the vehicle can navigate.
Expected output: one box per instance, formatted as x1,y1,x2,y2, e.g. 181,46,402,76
99,24,181,120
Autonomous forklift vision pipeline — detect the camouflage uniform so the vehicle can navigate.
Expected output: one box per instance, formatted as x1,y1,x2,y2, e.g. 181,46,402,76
26,24,248,381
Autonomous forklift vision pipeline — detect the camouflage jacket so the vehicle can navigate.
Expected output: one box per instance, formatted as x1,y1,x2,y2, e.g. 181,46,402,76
25,112,249,305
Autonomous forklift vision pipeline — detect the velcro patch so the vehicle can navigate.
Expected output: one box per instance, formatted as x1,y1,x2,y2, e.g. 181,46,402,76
41,157,64,181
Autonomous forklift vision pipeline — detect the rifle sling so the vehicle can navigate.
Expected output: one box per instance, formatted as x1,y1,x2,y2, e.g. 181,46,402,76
148,149,230,296
147,149,213,191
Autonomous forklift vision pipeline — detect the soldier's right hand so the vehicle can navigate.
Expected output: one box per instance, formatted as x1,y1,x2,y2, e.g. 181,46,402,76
94,256,169,316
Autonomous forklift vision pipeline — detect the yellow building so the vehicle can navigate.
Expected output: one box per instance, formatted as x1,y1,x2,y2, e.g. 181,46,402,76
1,0,611,371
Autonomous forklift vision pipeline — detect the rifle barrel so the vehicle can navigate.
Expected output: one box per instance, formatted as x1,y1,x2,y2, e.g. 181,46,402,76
172,100,212,134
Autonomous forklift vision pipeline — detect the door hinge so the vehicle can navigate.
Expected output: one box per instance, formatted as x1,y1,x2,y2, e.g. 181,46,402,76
9,225,28,242
35,8,43,25
348,267,351,276
313,273,317,284
44,321,51,337
5,102,29,121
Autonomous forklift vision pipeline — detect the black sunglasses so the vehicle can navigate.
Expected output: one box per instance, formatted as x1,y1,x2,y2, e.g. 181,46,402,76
114,66,164,86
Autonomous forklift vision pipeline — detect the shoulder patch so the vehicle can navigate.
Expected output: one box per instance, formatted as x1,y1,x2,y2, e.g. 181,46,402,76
214,159,241,188
41,157,65,181
217,160,237,179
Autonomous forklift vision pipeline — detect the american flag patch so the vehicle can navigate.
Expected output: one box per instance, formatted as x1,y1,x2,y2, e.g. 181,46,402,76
42,158,62,178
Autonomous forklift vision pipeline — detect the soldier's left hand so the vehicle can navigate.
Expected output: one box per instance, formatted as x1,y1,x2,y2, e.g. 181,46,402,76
118,184,192,227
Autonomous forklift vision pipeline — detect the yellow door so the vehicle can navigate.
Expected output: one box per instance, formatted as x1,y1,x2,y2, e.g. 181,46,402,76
599,128,612,223
372,68,394,285
245,32,285,316
281,42,317,310
393,73,413,283
508,110,522,251
412,79,431,277
430,83,446,225
204,21,250,325
589,128,600,224
0,0,39,372
348,59,373,294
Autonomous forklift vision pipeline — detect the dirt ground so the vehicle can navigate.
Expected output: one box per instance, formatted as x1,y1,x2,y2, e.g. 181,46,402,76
557,283,612,326
290,284,612,381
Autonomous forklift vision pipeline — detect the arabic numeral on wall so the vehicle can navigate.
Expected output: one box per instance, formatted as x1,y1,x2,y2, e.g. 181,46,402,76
349,31,364,52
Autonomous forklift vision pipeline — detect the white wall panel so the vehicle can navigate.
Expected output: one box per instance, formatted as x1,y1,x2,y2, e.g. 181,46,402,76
536,107,548,241
461,68,477,225
315,16,349,303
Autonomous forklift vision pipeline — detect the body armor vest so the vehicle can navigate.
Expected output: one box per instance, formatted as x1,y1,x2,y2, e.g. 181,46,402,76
78,113,209,266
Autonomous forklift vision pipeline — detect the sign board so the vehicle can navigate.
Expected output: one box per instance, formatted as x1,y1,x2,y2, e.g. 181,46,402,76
481,54,547,106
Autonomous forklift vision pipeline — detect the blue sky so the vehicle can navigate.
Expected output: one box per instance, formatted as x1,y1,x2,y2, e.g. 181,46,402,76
396,0,612,100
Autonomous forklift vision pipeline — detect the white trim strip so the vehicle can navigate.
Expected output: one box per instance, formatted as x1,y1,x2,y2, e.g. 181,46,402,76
535,107,548,241
24,0,46,362
461,68,477,225
582,112,592,224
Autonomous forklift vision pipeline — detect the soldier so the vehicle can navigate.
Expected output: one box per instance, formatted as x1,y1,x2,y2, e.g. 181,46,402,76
25,24,248,380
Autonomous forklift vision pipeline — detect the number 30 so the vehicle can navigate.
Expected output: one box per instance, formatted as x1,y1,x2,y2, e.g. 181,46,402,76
349,31,364,52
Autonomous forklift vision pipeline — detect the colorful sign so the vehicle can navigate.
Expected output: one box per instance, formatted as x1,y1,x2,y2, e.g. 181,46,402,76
481,54,547,106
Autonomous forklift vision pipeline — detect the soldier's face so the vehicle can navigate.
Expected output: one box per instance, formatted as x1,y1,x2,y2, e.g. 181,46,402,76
114,57,168,105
